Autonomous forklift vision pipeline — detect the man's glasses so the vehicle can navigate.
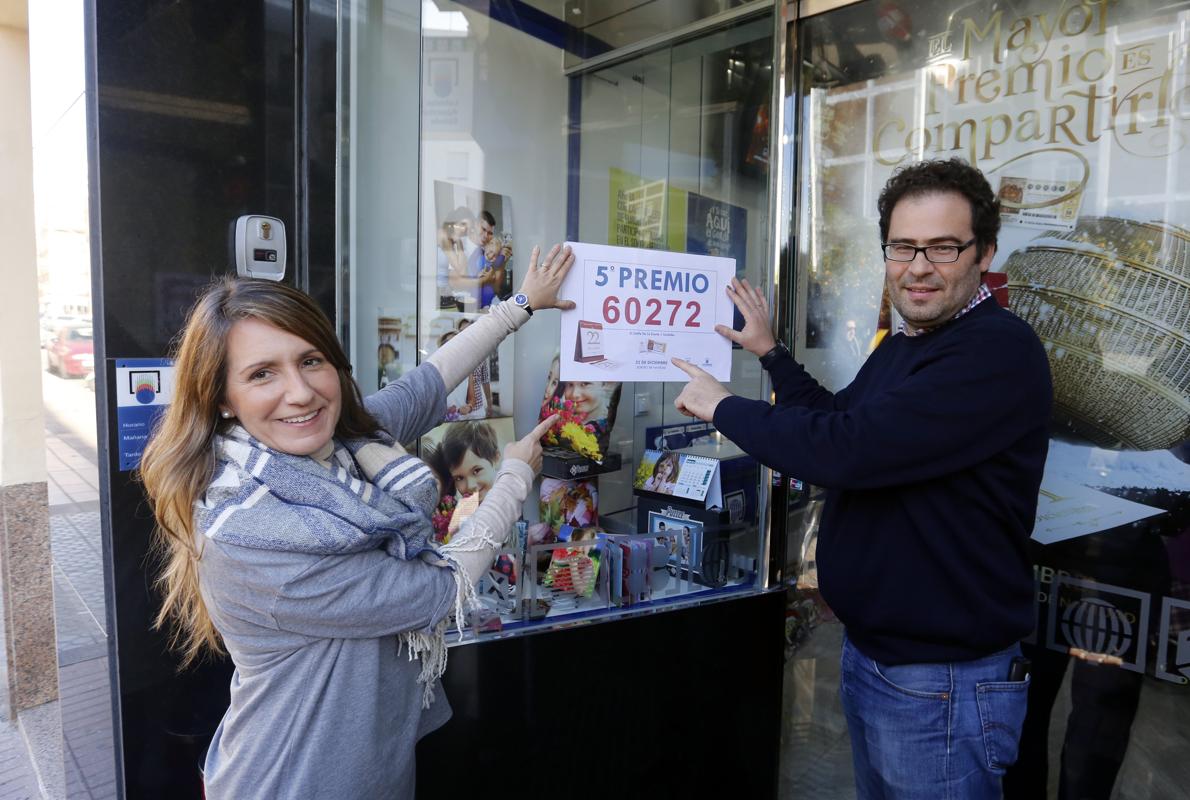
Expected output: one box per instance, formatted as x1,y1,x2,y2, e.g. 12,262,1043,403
881,238,976,263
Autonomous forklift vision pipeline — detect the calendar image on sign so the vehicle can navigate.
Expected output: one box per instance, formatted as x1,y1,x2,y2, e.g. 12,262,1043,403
574,320,605,363
558,242,735,382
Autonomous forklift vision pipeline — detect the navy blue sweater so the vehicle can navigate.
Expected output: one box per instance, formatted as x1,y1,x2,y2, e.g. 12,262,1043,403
713,299,1052,664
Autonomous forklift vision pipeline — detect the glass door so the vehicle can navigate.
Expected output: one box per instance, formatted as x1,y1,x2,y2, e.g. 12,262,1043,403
782,1,1190,796
573,12,776,585
340,0,779,637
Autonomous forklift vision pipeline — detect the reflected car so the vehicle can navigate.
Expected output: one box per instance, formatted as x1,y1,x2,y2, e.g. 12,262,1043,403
40,314,84,349
46,325,95,378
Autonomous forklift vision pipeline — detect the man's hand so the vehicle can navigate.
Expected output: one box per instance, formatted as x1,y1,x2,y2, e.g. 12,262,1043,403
672,359,733,422
715,277,776,357
518,244,576,312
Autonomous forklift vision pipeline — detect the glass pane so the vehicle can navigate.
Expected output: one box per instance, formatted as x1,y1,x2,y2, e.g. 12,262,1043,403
576,14,774,601
558,0,759,69
785,1,1190,796
344,0,775,641
342,0,422,394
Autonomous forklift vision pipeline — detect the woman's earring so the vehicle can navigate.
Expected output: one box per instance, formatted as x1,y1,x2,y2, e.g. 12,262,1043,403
220,410,233,419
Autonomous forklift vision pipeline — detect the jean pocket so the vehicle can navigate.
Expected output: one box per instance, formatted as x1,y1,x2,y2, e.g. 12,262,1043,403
975,678,1030,772
870,659,951,699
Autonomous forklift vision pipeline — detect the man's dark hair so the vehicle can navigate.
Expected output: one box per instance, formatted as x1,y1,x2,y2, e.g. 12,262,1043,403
877,158,1000,259
479,210,496,227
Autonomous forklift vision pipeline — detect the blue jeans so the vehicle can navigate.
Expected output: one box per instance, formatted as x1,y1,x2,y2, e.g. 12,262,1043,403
839,633,1030,800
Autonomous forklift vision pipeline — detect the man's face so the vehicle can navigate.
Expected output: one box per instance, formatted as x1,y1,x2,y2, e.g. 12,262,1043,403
471,218,494,247
884,191,993,333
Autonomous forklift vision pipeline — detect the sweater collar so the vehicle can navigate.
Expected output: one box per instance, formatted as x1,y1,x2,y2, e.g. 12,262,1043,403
898,283,993,337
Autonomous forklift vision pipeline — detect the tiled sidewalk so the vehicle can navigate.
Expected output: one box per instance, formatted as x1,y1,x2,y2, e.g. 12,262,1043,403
44,415,115,800
0,391,115,800
44,433,100,512
0,591,42,800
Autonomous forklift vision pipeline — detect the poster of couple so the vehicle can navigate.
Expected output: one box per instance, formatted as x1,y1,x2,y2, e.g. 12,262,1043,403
434,180,514,312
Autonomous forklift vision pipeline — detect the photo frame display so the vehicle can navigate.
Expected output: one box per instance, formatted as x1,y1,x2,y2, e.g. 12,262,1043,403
421,417,517,542
433,180,514,312
539,352,621,462
648,511,703,572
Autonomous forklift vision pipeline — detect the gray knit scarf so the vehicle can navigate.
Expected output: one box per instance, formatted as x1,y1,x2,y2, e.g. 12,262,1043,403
198,425,469,707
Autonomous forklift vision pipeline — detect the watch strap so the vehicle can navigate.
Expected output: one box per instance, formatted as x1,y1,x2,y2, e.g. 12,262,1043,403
758,341,790,369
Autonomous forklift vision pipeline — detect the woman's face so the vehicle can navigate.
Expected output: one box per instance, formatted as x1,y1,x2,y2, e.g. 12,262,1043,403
451,448,497,501
656,457,674,481
563,381,609,419
221,318,342,456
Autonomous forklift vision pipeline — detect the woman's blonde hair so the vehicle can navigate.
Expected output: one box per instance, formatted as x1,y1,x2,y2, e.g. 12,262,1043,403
139,277,379,666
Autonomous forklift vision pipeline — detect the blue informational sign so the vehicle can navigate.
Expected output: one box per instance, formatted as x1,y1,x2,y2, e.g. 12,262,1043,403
685,192,747,269
115,358,175,471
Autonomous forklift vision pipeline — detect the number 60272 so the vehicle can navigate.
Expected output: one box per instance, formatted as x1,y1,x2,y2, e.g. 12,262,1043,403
601,296,701,327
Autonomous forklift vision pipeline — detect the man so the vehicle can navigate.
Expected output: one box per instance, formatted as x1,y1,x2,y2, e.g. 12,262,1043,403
844,319,864,364
465,210,508,308
463,209,495,268
673,159,1052,798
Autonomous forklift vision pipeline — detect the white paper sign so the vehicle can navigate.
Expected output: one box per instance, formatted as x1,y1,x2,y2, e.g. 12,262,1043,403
558,242,735,382
1031,476,1164,545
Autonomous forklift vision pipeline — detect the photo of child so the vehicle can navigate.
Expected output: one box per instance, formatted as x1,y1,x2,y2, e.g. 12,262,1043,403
641,451,680,495
422,417,516,542
634,449,687,495
538,352,621,461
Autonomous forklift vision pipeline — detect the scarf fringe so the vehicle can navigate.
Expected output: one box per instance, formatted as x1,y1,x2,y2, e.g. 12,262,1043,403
404,553,484,709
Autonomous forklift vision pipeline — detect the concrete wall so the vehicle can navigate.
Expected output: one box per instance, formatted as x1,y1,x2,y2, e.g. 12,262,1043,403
0,21,58,722
0,25,48,489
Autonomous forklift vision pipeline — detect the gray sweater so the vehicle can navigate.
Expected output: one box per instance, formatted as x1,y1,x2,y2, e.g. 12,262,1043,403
200,365,458,799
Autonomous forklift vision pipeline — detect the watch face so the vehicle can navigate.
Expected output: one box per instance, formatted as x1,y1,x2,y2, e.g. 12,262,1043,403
514,293,529,306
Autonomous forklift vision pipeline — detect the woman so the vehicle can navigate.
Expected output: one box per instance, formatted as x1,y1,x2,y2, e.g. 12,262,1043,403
436,215,469,309
436,329,482,419
455,317,492,418
139,244,574,798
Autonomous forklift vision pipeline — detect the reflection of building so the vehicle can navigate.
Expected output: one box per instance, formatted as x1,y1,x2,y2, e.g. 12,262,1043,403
1006,217,1190,451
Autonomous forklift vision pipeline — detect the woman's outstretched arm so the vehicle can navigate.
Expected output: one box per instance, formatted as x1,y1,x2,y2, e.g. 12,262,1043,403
427,243,574,389
366,244,573,443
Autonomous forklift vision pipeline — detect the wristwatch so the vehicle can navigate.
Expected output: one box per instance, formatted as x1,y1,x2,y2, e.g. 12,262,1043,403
511,293,533,317
758,341,790,369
